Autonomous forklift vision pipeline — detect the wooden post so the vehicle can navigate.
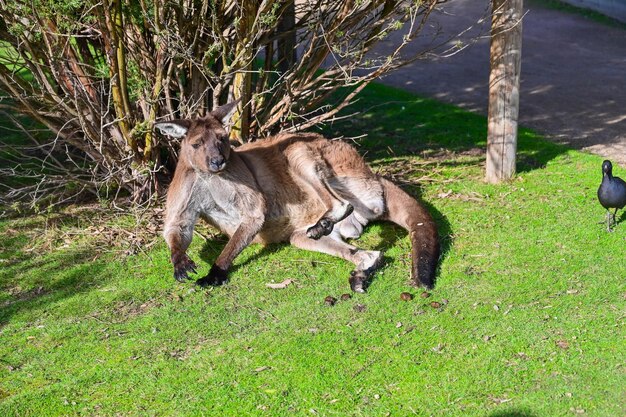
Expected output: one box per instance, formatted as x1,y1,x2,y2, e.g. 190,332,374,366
486,0,523,183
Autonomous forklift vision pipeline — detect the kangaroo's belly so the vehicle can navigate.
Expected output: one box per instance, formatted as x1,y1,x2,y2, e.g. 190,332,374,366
255,197,327,244
255,218,294,243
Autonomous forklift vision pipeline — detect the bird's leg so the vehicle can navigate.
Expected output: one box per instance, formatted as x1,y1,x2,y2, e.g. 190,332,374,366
606,209,614,232
613,208,619,228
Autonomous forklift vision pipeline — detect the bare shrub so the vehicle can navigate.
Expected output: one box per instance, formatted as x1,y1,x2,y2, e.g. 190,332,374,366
0,0,445,207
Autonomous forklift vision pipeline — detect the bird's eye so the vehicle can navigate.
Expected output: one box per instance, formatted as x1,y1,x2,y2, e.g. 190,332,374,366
191,143,201,149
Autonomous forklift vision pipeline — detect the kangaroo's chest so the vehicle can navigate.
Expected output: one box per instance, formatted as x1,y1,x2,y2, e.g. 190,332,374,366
194,175,243,234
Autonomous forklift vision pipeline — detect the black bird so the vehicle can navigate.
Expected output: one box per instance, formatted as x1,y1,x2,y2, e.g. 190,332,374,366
597,160,626,232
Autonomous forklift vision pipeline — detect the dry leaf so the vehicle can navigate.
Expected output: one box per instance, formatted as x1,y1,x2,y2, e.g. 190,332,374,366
431,343,445,353
556,340,569,350
437,190,453,199
489,395,512,404
265,279,293,289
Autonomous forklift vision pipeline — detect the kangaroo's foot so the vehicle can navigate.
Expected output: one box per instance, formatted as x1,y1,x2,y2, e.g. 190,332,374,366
348,251,383,293
196,264,229,287
349,270,368,293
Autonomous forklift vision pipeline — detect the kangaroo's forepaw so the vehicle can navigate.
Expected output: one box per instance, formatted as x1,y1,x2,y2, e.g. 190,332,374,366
196,264,229,287
172,254,198,282
306,218,334,240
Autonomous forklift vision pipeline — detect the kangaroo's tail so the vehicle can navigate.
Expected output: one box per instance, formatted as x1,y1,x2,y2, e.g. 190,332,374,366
380,177,440,289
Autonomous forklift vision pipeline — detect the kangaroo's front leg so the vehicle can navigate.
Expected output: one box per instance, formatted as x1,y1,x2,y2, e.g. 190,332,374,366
306,199,353,240
162,167,203,282
164,213,199,282
196,209,266,287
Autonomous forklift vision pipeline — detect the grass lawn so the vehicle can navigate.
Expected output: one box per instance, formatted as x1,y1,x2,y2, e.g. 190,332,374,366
1,83,624,416
528,0,626,29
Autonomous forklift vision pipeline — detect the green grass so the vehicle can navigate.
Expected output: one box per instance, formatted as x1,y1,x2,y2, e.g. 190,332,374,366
1,83,625,416
528,0,626,29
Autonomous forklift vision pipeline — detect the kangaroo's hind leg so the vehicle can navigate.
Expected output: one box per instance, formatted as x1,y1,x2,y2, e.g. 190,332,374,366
288,148,354,239
290,229,382,292
328,177,386,240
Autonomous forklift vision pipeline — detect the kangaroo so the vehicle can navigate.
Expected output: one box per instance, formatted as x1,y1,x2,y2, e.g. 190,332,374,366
155,102,440,292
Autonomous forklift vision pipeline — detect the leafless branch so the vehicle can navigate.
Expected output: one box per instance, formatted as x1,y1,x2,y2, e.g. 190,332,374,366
0,0,468,210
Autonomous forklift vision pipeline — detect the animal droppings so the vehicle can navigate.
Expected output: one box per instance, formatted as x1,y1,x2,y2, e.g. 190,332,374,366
340,293,352,301
400,292,414,301
324,296,337,306
353,303,367,312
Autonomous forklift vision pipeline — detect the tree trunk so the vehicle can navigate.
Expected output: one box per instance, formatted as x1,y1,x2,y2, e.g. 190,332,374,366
277,1,297,74
230,0,256,142
486,0,523,183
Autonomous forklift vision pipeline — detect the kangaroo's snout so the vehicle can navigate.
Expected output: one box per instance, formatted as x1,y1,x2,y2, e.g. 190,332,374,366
208,155,226,172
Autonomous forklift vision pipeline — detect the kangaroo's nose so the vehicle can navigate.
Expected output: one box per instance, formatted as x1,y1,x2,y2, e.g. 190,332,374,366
209,156,226,172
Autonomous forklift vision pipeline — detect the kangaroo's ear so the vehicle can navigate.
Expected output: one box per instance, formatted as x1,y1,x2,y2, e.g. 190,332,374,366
154,120,191,138
211,100,240,126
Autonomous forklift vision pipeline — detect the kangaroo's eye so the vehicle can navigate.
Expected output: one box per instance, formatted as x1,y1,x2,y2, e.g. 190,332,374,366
191,143,201,149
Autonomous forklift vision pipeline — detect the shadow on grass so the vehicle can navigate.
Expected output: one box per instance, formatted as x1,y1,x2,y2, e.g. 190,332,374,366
197,237,285,278
321,83,569,175
0,249,115,329
0,211,126,293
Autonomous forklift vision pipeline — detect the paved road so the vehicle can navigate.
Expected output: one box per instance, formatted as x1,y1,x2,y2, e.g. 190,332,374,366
376,0,626,167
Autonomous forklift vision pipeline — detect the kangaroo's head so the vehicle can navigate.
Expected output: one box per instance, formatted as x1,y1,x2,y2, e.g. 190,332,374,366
154,101,239,173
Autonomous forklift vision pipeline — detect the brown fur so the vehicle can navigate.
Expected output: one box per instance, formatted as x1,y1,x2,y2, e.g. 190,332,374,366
156,103,440,291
